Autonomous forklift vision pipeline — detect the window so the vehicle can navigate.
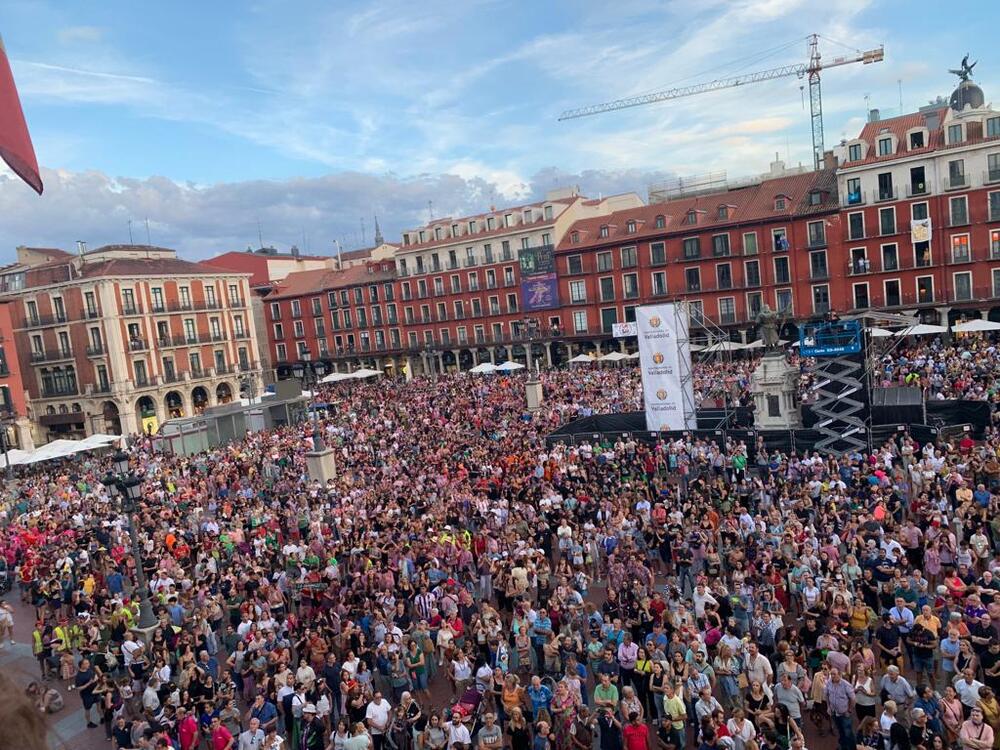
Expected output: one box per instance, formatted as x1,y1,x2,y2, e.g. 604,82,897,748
623,274,639,299
85,291,98,316
684,210,697,225
744,260,760,287
569,280,587,304
994,268,1000,297
205,286,217,306
953,272,973,301
689,300,704,323
600,308,618,334
989,117,1000,138
357,307,368,327
846,177,862,205
484,244,494,263
774,197,786,210
682,238,700,259
290,300,301,317
293,320,304,338
544,205,553,220
909,166,927,195
620,246,637,268
134,360,148,384
468,220,477,234
716,263,732,289
654,215,666,229
685,268,701,292
990,191,1000,222
948,159,966,188
882,244,899,271
848,143,862,161
808,221,826,247
848,212,865,240
879,207,896,236
774,257,790,285
503,266,515,285
884,279,901,306
746,292,763,319
468,273,480,291
597,252,613,272
853,283,870,309
878,137,893,156
598,225,609,238
810,251,828,280
992,229,1000,259
651,272,667,296
520,237,530,250
650,242,666,265
572,310,587,333
951,234,971,263
122,289,136,313
912,202,929,221
948,124,963,144
877,172,894,201
812,285,830,314
772,229,788,252
910,131,925,149
776,289,793,314
712,234,730,257
599,277,615,301
486,217,495,231
718,298,736,324
950,196,969,226
450,275,461,294
742,232,757,255
626,220,636,233
809,191,822,206
151,287,164,311
916,275,934,303
990,154,1000,183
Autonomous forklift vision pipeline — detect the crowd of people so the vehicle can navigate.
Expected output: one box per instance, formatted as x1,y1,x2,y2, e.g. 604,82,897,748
1,350,1000,750
877,337,1000,403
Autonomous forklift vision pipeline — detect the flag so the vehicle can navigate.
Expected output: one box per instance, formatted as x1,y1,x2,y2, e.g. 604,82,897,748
0,35,42,194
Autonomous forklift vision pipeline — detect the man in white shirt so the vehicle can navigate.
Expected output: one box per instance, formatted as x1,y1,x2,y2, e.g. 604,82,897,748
365,691,392,750
444,716,471,750
238,717,265,750
692,583,718,618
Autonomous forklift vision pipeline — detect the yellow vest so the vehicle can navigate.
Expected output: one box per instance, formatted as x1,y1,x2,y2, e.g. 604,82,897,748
32,629,43,655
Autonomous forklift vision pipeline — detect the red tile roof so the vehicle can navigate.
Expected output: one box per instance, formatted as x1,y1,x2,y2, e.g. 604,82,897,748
205,250,335,287
556,169,837,252
269,262,396,299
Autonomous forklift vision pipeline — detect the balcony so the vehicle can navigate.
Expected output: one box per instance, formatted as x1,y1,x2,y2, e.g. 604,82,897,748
503,278,517,287
150,303,166,313
446,260,459,270
134,376,150,388
228,298,246,308
30,348,74,363
84,308,100,319
189,368,204,379
486,281,498,290
239,361,258,372
40,386,79,398
85,344,105,357
92,383,112,395
398,268,410,278
234,330,250,339
26,313,69,328
162,371,182,384
875,187,899,203
810,267,830,281
128,338,149,351
906,183,930,197
985,169,1000,185
719,313,737,325
500,250,514,262
463,258,477,267
842,191,867,207
122,304,144,316
848,259,872,275
808,233,828,249
945,174,969,191
949,213,970,228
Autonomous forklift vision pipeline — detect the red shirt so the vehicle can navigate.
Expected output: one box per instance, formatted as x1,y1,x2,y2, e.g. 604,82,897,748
211,725,234,750
623,722,649,750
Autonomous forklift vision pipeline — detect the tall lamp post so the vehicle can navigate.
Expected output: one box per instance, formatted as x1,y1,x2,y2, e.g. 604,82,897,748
521,316,544,410
291,349,327,451
101,451,157,629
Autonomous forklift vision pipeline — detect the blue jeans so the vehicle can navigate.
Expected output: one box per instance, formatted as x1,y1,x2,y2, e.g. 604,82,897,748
831,713,855,750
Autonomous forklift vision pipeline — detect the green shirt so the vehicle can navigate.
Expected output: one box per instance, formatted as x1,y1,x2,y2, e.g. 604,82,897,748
594,683,619,706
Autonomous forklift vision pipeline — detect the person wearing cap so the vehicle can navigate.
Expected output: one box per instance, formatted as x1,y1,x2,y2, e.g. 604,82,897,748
300,704,325,750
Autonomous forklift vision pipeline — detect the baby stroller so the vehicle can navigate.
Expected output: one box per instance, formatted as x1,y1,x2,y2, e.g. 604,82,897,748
451,685,485,735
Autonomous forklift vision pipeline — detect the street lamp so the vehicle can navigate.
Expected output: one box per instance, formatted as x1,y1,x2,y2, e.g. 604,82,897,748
101,451,157,630
291,349,326,451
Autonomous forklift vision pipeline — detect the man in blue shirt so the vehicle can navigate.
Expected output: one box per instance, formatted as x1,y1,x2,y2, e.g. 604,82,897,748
526,675,552,722
246,694,278,733
531,610,552,673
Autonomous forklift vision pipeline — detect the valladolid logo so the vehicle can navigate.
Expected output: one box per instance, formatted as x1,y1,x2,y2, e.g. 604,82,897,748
656,389,668,400
648,316,662,328
652,352,665,364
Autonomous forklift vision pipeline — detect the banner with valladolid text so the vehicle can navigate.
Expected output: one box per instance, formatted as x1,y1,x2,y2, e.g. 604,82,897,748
636,303,695,431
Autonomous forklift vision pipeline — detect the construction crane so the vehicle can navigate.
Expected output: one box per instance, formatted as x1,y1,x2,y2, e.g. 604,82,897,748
558,34,884,171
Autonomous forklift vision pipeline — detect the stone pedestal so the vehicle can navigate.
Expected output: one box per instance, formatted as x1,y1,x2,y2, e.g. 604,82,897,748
750,352,802,429
306,448,337,483
525,376,544,411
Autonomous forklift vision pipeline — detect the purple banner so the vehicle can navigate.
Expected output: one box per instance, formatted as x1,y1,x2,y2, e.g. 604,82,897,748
521,272,558,311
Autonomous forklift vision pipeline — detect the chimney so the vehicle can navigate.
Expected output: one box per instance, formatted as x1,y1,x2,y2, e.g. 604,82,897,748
823,150,839,170
868,108,881,123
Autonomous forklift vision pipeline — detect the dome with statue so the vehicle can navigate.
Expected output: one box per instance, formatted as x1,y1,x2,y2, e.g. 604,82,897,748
948,54,985,112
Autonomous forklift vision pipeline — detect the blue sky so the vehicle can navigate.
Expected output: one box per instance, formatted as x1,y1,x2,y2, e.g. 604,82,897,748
0,0,996,260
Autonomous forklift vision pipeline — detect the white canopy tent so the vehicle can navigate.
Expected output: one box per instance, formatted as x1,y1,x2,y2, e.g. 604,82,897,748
319,371,354,384
894,323,948,337
568,354,596,364
351,367,382,379
703,340,747,353
599,351,629,362
626,351,641,360
867,327,895,338
496,361,526,372
468,362,497,374
953,319,1000,333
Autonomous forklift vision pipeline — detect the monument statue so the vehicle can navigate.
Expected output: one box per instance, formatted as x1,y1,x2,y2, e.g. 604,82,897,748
949,54,977,82
756,304,780,351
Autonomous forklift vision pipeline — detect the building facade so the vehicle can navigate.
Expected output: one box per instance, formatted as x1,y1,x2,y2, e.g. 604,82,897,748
0,299,31,449
836,78,1000,324
0,245,262,443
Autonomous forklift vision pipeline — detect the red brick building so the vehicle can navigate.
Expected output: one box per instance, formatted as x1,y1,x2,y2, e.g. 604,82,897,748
0,298,30,449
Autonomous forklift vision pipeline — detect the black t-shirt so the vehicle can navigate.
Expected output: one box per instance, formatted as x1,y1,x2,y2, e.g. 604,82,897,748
112,723,133,748
875,624,900,651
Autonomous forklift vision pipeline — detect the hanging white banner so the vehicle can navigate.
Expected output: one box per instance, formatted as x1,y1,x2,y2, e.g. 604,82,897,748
636,304,688,431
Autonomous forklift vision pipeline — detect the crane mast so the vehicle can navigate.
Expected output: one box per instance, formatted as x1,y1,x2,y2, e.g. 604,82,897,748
559,34,884,170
